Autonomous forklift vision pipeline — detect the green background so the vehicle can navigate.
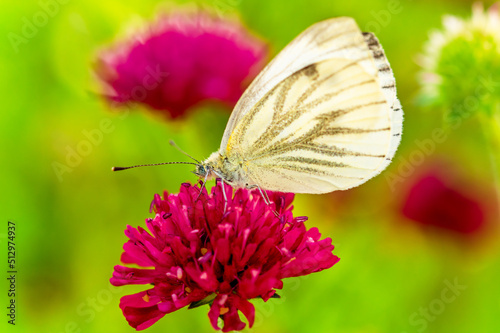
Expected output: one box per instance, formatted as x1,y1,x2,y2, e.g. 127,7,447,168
1,0,499,332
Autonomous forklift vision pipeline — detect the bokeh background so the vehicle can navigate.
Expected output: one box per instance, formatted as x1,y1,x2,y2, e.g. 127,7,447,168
1,0,500,332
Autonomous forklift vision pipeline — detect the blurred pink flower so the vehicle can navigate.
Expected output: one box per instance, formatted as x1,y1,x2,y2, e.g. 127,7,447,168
402,173,485,234
96,12,267,118
111,182,339,331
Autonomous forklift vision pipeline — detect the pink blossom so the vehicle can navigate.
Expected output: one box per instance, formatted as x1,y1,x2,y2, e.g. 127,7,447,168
402,173,486,234
111,182,339,331
96,12,267,118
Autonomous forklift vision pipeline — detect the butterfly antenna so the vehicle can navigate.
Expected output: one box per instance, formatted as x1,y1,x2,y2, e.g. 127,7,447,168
112,161,198,171
169,140,200,163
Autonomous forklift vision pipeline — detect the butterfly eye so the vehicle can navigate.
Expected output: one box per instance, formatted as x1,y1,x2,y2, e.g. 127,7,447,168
195,165,211,177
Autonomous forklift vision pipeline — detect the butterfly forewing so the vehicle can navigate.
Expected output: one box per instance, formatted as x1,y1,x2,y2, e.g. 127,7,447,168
212,17,402,194
362,32,403,169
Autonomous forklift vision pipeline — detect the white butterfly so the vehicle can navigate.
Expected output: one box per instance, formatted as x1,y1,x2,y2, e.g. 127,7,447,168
193,17,403,200
114,17,403,203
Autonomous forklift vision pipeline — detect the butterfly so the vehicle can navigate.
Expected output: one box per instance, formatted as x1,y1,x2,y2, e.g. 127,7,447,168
114,17,403,204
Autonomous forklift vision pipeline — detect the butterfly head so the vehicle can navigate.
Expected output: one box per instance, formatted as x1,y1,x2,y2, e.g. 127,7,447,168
193,163,211,178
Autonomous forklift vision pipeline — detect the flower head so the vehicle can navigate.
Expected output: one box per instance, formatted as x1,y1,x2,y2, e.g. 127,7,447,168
418,2,500,120
96,11,267,118
402,173,486,235
111,182,339,331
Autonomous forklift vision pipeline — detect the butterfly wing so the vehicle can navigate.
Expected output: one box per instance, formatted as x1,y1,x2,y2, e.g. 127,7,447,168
221,17,403,193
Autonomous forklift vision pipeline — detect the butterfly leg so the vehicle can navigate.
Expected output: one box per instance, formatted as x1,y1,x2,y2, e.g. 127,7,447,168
210,171,233,212
249,184,279,217
219,178,240,212
221,180,228,212
195,172,210,201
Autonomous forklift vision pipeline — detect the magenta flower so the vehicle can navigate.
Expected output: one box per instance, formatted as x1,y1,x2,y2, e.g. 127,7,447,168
402,173,486,234
111,182,339,331
96,11,267,118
